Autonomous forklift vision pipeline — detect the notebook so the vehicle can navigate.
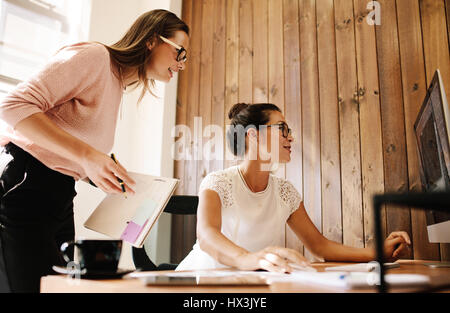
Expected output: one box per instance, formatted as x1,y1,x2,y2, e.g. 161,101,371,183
84,172,179,248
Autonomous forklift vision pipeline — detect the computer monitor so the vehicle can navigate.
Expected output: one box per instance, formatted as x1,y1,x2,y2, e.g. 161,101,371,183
414,69,450,243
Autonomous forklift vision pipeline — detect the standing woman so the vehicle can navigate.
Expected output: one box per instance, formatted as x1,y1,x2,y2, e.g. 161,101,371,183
0,9,189,292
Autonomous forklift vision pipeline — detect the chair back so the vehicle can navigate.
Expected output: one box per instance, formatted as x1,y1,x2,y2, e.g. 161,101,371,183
132,195,198,271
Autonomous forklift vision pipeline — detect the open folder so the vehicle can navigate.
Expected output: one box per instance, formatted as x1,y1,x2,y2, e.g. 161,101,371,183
84,172,179,247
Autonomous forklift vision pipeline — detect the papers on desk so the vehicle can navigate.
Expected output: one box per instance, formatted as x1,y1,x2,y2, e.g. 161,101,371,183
264,271,431,289
126,269,431,289
84,172,178,247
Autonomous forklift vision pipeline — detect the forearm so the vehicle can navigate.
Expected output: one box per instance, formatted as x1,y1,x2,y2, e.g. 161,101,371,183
14,112,92,164
197,227,249,268
320,239,375,262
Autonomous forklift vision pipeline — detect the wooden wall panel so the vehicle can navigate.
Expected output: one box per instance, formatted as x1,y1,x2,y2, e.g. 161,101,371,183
397,0,440,260
353,0,385,249
174,0,450,262
182,0,202,261
445,0,450,44
224,0,239,168
184,0,202,196
171,0,192,263
299,0,322,261
283,0,304,254
211,0,226,174
252,0,268,103
268,0,286,180
239,0,253,103
446,0,450,45
317,0,342,245
375,0,412,259
334,0,364,249
419,0,450,261
197,0,214,190
173,0,191,197
421,0,450,96
268,1,285,113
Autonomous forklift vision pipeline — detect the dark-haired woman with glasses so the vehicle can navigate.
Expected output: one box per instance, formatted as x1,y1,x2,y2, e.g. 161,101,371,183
0,9,189,292
176,103,411,273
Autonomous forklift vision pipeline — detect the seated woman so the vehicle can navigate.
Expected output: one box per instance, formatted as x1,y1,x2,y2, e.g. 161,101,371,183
176,103,411,273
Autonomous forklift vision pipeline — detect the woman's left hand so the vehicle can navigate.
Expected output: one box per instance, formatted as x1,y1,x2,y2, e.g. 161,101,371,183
383,231,411,261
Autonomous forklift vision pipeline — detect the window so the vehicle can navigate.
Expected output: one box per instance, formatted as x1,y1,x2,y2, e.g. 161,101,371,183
0,0,91,101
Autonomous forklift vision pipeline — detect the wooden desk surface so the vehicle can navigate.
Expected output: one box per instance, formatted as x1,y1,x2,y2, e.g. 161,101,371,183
40,260,450,293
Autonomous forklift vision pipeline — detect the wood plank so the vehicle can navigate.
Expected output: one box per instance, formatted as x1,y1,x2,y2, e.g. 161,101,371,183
447,0,450,46
283,0,303,254
183,0,203,259
171,0,193,263
174,0,192,194
353,0,385,250
174,0,191,196
224,0,240,168
211,0,226,173
184,0,202,195
317,0,342,244
268,0,286,180
397,0,440,260
375,0,412,258
252,0,268,103
197,0,214,193
239,0,253,104
420,0,450,96
419,0,450,261
334,0,364,249
299,0,322,261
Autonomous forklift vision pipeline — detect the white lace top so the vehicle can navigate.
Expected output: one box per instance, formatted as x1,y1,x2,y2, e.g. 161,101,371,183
176,165,302,271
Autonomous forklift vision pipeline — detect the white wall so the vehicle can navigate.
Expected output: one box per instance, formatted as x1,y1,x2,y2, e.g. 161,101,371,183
73,0,182,270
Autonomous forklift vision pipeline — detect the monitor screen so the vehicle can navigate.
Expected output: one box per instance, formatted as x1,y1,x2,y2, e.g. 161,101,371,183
414,70,450,243
418,107,449,192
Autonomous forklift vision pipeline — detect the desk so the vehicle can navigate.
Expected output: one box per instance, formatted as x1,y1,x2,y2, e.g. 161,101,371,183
41,260,450,293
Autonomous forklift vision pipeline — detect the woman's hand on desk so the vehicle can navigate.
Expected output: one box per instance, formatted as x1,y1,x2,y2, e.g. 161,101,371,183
79,148,136,195
383,231,411,262
235,246,310,274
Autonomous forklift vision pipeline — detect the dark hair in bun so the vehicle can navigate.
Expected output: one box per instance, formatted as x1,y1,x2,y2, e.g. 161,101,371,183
228,103,249,119
226,103,281,156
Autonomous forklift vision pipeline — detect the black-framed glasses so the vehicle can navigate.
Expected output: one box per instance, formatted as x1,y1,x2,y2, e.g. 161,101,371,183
266,122,292,138
159,35,187,63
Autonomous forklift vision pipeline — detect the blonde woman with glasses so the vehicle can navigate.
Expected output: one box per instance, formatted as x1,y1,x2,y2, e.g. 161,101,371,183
0,9,189,292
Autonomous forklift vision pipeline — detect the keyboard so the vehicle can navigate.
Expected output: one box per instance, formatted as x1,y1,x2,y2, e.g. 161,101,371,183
324,262,400,272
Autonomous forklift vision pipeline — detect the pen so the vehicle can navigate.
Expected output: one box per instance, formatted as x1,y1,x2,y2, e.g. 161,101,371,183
110,153,127,198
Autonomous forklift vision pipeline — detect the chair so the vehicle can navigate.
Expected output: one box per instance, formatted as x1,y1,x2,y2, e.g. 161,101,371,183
132,195,198,271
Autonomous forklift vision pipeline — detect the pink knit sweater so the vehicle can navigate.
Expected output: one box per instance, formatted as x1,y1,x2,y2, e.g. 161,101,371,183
0,42,123,180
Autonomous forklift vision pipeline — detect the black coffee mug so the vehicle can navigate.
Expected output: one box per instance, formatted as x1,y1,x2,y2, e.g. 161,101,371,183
60,239,122,273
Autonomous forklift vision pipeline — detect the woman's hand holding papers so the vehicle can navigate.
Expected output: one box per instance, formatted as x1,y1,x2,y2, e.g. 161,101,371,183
235,246,311,274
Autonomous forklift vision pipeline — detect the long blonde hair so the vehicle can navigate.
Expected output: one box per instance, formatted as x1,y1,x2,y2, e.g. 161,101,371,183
103,9,189,103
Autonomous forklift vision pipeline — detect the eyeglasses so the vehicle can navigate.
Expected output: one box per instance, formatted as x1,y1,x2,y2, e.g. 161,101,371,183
159,35,187,63
266,122,292,138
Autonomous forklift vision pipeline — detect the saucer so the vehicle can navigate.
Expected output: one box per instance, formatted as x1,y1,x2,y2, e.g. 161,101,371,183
52,265,133,280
